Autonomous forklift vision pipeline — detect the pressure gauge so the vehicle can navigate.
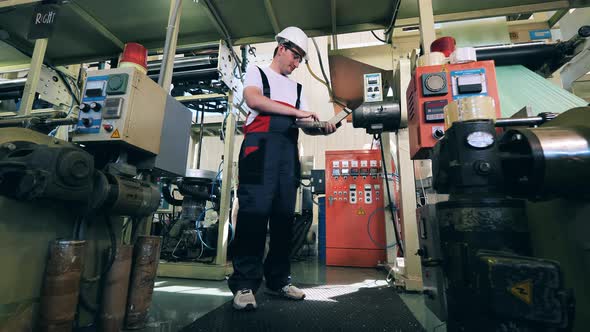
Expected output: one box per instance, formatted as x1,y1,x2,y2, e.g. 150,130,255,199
466,131,494,148
425,74,446,92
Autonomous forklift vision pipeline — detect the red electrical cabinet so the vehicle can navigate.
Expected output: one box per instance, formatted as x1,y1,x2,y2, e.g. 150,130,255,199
325,149,386,267
407,60,501,159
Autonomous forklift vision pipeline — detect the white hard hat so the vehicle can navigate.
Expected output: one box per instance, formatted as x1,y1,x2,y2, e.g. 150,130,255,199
275,26,309,60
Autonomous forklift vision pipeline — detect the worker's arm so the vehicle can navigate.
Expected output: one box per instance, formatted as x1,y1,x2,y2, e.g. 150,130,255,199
244,86,318,120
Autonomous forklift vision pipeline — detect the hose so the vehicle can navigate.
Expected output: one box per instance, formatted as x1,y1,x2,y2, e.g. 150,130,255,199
310,37,333,98
81,215,117,283
378,134,405,256
366,207,398,249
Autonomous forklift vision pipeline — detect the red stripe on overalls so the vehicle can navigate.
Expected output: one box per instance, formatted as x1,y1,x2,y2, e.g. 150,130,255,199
243,101,297,134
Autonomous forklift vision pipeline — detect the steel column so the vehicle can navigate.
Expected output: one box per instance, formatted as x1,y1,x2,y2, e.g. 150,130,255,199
215,91,236,266
417,0,436,54
159,0,183,91
18,38,47,116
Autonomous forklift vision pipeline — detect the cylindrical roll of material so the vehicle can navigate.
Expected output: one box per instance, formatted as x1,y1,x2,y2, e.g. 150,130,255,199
444,96,496,129
417,52,446,67
450,47,477,64
99,245,133,332
125,236,162,330
38,240,86,332
500,126,590,197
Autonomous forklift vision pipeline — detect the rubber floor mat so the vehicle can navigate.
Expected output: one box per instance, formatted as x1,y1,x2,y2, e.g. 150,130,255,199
180,284,424,332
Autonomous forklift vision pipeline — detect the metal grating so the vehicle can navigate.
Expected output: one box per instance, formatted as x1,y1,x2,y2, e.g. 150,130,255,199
181,284,425,332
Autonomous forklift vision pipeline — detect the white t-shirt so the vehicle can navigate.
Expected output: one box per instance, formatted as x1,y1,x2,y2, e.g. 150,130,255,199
243,65,309,126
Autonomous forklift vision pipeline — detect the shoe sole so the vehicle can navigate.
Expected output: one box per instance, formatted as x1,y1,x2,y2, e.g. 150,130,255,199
233,303,257,311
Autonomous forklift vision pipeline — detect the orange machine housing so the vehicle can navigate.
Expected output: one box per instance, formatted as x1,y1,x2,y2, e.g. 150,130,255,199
407,60,501,159
325,150,386,267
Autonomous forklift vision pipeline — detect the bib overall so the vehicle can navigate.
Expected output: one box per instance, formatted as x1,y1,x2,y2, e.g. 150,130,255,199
228,67,302,293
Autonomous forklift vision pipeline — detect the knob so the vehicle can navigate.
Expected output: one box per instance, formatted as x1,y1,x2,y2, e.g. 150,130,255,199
103,124,113,132
433,129,444,140
81,118,92,127
79,103,90,112
90,102,101,111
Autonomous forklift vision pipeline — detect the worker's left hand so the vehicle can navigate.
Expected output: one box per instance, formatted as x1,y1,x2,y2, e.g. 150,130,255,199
322,122,337,135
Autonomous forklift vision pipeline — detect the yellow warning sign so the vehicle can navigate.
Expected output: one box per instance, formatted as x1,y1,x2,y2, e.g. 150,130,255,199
110,129,120,138
357,207,366,216
510,279,532,305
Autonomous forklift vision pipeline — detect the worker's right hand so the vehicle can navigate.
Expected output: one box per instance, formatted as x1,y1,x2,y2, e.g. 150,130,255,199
294,110,319,121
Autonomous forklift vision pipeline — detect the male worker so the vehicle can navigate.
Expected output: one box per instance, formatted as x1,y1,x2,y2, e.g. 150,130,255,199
229,26,337,310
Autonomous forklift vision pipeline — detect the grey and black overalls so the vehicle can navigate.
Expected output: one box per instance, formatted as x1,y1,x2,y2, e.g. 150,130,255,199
228,67,302,294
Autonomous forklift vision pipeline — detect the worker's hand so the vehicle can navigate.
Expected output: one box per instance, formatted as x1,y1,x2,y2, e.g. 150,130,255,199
294,110,319,121
323,122,337,135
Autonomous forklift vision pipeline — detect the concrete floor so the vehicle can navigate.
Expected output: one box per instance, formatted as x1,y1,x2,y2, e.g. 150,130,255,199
138,258,444,332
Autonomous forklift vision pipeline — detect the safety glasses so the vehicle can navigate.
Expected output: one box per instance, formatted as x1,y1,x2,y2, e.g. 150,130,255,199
282,44,304,63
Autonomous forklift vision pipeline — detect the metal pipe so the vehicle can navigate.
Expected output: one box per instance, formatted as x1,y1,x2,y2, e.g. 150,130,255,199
100,245,133,332
158,0,183,91
475,43,562,72
148,42,220,56
495,116,544,127
42,118,78,126
196,111,205,169
0,117,40,128
0,78,27,87
148,68,218,81
125,236,162,330
38,240,86,332
147,55,216,70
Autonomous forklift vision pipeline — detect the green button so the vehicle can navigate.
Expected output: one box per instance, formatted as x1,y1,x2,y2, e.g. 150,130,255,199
106,74,128,95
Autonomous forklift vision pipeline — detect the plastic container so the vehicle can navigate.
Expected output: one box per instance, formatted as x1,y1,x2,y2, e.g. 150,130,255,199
450,47,477,64
444,96,497,129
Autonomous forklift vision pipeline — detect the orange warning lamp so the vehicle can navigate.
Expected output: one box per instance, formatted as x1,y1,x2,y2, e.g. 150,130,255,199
119,42,148,74
430,37,456,57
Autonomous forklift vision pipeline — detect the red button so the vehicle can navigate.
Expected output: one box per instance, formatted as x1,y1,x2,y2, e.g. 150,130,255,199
103,124,113,132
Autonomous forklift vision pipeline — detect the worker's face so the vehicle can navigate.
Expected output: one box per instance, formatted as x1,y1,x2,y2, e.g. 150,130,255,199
279,44,303,75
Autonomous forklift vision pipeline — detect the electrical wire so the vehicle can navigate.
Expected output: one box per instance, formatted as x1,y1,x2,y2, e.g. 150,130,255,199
310,38,333,97
195,208,215,250
379,133,405,256
81,215,117,283
384,0,403,36
305,61,330,91
371,30,388,43
366,207,398,248
53,67,81,105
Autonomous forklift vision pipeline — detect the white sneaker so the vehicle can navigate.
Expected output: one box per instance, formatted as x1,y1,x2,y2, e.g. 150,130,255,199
268,284,306,300
233,289,257,310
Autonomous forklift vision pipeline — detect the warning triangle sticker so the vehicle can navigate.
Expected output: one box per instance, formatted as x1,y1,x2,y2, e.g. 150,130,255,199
110,129,120,138
357,207,366,215
510,279,532,305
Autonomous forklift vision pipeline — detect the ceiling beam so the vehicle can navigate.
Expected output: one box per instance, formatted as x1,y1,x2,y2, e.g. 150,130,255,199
68,2,124,50
0,0,41,9
233,23,388,45
200,0,231,40
548,8,568,28
396,1,569,27
264,0,280,34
